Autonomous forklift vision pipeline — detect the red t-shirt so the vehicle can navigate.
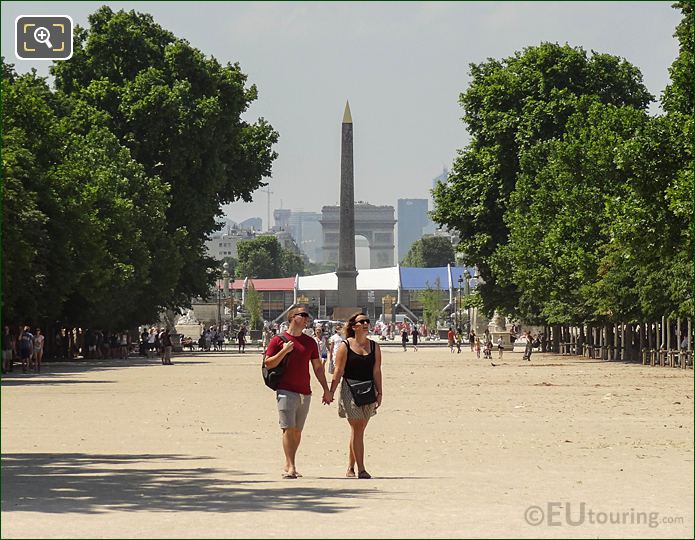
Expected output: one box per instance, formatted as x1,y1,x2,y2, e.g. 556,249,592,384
265,332,318,395
447,330,455,343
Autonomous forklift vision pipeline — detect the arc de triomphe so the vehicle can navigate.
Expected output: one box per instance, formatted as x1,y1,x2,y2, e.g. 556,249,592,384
320,203,396,269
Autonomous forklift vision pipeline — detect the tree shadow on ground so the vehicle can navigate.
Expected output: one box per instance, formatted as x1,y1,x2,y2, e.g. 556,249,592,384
1,453,376,514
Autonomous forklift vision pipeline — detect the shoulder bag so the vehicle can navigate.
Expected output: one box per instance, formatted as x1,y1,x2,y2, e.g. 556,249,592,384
262,335,291,390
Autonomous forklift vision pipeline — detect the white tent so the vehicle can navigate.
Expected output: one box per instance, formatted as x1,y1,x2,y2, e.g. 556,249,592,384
297,266,400,291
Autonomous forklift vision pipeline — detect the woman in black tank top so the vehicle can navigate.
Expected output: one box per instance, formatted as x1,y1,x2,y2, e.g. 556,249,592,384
329,312,383,479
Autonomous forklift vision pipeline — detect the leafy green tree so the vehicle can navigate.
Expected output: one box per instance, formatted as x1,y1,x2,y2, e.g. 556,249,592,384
600,3,691,321
236,235,302,278
402,236,455,267
500,100,651,324
244,282,263,330
50,6,278,308
280,249,305,277
582,3,692,322
2,67,53,323
662,1,693,116
236,235,281,278
416,278,446,330
432,43,652,317
2,60,172,328
305,261,336,275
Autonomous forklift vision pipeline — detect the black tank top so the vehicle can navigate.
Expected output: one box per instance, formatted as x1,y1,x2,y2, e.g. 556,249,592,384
343,339,375,381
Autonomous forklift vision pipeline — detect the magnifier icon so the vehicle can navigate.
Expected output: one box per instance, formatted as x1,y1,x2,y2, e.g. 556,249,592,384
33,26,53,49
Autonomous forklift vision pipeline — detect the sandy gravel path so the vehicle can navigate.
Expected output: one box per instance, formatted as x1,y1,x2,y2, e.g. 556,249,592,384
2,346,692,538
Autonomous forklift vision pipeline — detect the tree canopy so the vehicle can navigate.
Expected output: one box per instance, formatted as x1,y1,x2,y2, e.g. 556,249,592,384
50,6,278,310
236,236,305,278
2,6,278,328
432,8,692,324
401,236,455,267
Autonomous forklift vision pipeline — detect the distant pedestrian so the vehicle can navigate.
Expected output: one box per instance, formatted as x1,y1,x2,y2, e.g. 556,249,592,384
85,328,97,359
411,326,419,352
262,327,272,351
32,328,45,372
147,328,156,358
522,331,533,361
109,332,119,359
447,327,455,353
455,329,462,354
18,326,34,373
120,331,129,360
401,327,409,352
328,325,344,374
237,325,247,353
314,326,328,366
2,326,14,373
474,337,481,359
216,328,224,351
497,336,504,359
95,329,105,359
161,328,173,365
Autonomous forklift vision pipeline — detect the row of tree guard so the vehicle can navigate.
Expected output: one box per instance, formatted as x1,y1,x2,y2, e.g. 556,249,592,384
536,318,693,369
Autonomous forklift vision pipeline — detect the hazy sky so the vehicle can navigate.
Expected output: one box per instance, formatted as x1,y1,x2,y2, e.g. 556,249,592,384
2,1,683,230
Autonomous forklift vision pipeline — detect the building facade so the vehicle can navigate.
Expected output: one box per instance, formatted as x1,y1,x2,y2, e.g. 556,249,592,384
397,198,430,261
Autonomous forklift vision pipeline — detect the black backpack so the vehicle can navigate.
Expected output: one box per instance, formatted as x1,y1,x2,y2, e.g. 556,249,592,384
262,334,291,390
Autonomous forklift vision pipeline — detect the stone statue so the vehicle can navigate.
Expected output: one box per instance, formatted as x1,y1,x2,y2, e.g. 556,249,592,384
488,311,507,333
177,308,199,325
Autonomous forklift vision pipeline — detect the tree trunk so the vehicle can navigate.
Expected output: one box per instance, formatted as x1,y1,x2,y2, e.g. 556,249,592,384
552,325,561,354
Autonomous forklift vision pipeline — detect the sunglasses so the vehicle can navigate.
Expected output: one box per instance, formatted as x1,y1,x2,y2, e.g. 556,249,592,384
354,319,370,325
294,312,310,318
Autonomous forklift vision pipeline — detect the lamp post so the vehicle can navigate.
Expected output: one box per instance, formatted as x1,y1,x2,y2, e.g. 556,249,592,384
222,262,229,333
464,269,471,334
457,275,463,332
217,275,222,329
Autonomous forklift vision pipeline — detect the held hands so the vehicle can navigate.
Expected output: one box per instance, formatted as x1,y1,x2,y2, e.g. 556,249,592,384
322,389,334,405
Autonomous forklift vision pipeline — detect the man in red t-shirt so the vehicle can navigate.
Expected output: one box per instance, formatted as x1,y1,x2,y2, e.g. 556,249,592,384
264,305,332,478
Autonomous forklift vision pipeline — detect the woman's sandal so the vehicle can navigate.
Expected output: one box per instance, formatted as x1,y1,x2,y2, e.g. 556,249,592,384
358,470,372,479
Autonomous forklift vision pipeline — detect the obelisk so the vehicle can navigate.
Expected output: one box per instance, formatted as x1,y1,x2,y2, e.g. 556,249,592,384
334,101,360,318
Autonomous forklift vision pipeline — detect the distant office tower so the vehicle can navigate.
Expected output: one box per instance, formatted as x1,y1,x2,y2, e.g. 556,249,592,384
397,198,430,261
239,217,262,231
289,212,323,263
273,209,291,230
425,167,448,235
272,209,323,262
431,167,448,192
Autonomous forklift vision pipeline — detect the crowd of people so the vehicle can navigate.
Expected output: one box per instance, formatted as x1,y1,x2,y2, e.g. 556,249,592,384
2,325,44,374
1,325,137,373
1,315,548,378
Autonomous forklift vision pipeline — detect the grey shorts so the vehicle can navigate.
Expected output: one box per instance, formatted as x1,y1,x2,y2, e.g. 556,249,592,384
277,390,311,430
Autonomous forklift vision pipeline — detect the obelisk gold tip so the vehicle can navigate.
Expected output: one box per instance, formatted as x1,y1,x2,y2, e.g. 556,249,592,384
343,100,352,124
